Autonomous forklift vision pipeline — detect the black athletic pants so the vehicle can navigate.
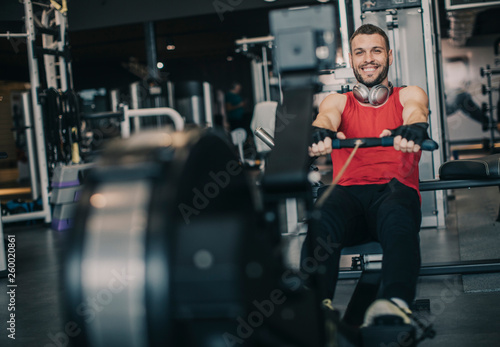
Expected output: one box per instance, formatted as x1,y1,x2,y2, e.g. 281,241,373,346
301,178,422,305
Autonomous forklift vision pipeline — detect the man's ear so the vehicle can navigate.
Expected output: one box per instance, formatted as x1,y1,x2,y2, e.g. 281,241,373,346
388,49,393,66
348,52,353,67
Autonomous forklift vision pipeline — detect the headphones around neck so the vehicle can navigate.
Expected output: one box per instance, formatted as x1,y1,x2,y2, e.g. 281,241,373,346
353,82,393,106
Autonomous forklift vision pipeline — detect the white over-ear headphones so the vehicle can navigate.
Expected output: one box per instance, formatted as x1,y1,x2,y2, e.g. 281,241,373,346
353,82,393,106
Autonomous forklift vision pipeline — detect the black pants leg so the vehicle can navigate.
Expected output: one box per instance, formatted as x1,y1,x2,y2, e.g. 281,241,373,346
301,185,371,299
301,180,421,304
369,179,422,304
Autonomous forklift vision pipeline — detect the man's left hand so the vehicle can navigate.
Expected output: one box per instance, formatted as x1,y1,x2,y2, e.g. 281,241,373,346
379,122,430,153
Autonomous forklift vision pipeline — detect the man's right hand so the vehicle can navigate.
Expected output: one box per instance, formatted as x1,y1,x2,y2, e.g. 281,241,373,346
309,126,346,157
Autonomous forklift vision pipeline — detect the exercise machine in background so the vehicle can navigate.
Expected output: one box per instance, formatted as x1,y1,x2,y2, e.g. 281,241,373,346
353,0,447,228
0,0,68,226
480,65,500,152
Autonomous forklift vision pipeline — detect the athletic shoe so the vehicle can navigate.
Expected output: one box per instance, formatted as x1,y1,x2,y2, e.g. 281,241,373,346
362,298,412,327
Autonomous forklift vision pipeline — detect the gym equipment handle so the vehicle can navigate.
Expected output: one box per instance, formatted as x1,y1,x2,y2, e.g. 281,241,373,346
255,127,439,152
331,137,439,151
255,127,275,149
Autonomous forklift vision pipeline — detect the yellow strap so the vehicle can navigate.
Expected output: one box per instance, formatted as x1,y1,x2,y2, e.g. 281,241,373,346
315,140,362,208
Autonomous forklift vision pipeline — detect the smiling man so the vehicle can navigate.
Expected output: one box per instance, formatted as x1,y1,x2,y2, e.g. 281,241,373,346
301,24,431,327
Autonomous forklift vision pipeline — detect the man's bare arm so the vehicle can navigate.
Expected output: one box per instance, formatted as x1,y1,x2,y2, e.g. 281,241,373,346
400,86,429,125
380,86,430,153
309,93,347,156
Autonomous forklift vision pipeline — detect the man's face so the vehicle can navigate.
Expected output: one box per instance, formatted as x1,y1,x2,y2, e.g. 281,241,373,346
349,34,393,87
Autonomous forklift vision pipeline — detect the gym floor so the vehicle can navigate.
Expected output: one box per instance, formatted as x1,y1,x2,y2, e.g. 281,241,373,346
0,183,499,346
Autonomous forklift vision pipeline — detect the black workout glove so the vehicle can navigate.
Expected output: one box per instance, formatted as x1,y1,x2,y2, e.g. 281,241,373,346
390,122,430,146
310,126,337,147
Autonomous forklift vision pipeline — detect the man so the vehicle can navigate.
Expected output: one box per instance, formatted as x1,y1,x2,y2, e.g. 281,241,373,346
225,82,247,131
302,24,431,326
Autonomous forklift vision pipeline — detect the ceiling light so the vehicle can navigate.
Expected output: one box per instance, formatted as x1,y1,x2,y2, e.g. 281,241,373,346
166,44,176,51
157,62,164,69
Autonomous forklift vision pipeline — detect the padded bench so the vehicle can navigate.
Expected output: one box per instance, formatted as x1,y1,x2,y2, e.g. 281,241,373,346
419,153,500,193
439,153,500,179
420,153,500,222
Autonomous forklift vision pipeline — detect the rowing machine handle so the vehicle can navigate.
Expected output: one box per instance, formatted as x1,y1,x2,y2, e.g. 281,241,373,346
254,127,439,151
331,137,439,151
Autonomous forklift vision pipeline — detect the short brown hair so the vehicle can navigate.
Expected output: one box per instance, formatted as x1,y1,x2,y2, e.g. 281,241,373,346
350,24,390,52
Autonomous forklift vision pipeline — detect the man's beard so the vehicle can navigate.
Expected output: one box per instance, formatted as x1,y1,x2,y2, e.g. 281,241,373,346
353,58,390,88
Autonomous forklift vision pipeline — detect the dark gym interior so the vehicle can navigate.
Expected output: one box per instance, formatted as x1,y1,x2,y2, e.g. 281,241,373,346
0,1,500,346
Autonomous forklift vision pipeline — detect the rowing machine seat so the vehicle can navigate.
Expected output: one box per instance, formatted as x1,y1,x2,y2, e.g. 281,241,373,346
439,153,500,179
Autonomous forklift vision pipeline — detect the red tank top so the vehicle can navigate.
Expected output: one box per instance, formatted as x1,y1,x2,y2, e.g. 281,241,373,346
331,87,421,194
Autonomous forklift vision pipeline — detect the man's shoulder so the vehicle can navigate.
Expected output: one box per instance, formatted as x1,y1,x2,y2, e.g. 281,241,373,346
322,92,348,105
398,85,428,104
398,85,427,96
319,92,348,113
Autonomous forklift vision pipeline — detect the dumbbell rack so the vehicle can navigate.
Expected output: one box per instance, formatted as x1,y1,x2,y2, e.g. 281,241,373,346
0,1,73,229
480,65,500,153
